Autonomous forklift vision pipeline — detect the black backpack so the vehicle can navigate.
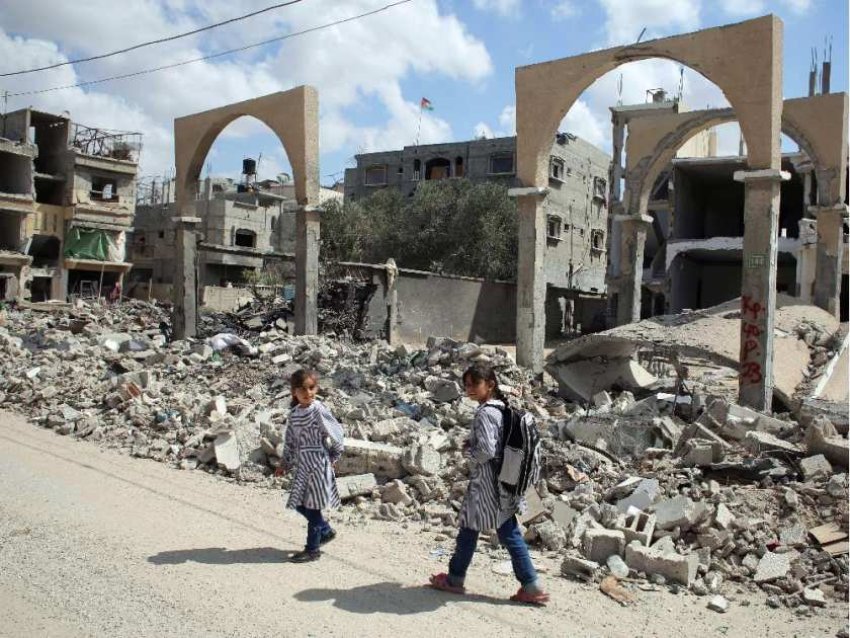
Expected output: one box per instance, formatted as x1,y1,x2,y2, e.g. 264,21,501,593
495,405,541,497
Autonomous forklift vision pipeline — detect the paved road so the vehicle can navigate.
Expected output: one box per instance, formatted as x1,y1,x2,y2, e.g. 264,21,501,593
0,411,845,638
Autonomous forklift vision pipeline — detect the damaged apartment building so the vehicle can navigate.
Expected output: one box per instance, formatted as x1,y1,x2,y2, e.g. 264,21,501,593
130,161,341,296
0,108,140,302
609,79,849,324
344,134,611,336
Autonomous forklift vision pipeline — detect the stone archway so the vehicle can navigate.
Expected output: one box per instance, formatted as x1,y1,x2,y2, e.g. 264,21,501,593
620,92,848,321
171,86,320,338
513,15,784,410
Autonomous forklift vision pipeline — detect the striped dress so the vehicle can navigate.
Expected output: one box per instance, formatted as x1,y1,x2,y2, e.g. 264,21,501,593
457,399,526,531
282,400,344,511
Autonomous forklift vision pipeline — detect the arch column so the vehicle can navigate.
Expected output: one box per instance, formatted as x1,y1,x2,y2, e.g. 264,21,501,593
173,215,201,339
295,205,321,335
734,168,789,410
510,186,548,373
614,214,653,325
812,203,848,317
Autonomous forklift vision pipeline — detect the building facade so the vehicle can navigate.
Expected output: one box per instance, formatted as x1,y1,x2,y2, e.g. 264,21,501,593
344,134,612,336
0,109,140,302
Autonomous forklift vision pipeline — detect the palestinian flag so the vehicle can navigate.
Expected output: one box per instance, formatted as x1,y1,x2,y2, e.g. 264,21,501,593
420,97,434,111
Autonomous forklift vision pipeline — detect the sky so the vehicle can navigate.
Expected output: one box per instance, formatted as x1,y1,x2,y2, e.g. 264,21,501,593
0,0,846,187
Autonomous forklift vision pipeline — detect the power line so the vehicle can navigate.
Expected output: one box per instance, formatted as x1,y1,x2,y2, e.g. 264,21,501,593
6,0,413,97
0,0,307,77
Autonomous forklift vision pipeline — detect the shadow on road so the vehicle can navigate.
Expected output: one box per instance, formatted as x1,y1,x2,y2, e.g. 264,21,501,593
148,547,295,565
294,581,514,615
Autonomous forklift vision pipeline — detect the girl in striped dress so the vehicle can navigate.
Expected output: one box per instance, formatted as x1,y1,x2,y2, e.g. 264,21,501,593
282,369,344,563
429,363,549,605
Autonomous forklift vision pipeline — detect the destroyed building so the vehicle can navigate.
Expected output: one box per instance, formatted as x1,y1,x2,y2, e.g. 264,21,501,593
131,165,343,292
609,86,849,324
0,109,141,302
344,134,611,337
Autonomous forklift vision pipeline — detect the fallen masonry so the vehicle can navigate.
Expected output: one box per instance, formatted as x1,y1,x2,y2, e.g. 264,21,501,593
0,298,847,609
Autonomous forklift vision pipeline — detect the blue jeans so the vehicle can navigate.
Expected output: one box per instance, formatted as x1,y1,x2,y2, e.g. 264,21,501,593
448,516,537,587
295,506,333,551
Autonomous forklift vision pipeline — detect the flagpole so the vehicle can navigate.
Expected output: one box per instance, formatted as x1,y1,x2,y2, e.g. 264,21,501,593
415,105,423,147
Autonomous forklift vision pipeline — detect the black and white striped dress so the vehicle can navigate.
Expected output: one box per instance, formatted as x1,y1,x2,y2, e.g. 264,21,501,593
282,400,343,511
457,399,526,531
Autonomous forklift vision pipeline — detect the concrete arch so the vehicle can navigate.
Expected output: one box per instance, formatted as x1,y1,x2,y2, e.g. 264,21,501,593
516,15,783,188
512,15,784,410
174,86,319,214
170,86,320,340
625,93,848,219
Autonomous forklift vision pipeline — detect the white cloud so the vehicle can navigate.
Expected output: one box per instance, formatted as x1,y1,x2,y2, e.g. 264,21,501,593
550,0,580,20
560,100,608,147
598,0,702,45
718,0,766,16
780,0,813,13
471,0,521,17
0,1,493,176
473,122,495,138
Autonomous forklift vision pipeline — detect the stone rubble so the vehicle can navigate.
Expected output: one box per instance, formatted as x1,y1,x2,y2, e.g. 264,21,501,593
0,299,847,610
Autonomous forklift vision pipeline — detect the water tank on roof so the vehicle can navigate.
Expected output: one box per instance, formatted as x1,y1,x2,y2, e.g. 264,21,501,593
242,158,257,176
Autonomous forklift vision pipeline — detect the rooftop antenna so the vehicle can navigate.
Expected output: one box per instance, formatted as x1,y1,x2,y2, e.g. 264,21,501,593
822,35,832,94
677,67,684,103
616,73,623,106
636,27,647,43
809,47,818,96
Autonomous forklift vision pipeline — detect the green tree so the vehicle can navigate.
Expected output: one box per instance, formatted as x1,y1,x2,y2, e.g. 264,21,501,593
320,179,518,281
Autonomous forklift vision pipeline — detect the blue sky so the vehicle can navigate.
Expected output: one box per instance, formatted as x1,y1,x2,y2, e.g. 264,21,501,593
1,0,846,186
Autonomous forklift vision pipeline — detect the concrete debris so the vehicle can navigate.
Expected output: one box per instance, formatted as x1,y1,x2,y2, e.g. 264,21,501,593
707,595,729,613
0,299,847,607
600,575,636,606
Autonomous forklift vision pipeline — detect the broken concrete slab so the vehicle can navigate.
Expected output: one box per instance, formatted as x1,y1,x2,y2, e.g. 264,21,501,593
624,542,698,586
546,356,657,404
654,495,698,530
713,503,735,530
213,432,240,472
616,478,660,513
561,554,599,580
743,431,803,456
799,454,833,481
707,595,729,613
804,416,849,468
381,480,413,506
336,474,378,500
401,444,441,476
753,552,791,583
335,438,405,478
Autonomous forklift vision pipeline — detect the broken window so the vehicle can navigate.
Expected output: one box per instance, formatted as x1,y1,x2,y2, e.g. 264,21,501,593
0,153,32,196
591,229,605,251
455,156,464,178
489,153,514,175
91,176,119,202
550,157,565,181
425,158,451,180
593,176,607,201
547,215,562,240
234,229,256,248
364,165,387,186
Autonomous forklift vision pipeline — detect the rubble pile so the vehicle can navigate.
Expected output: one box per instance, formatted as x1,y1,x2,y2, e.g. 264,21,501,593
0,299,847,610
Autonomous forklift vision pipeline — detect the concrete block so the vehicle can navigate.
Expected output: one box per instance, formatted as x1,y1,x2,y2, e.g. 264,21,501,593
535,520,567,551
561,554,599,580
624,542,698,586
802,588,826,607
552,501,578,530
753,552,791,583
381,479,412,506
743,431,803,456
213,432,240,471
592,391,612,408
799,454,833,481
680,439,724,467
335,438,405,478
805,417,849,468
713,503,735,530
654,495,698,530
707,595,729,613
616,478,660,513
401,444,441,476
619,509,655,546
583,529,625,563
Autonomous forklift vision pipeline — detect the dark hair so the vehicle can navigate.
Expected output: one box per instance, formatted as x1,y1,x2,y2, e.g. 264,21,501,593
462,362,508,403
290,368,319,408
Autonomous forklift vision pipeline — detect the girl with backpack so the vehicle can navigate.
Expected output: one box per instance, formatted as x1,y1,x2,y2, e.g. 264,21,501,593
429,363,550,605
281,368,345,563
